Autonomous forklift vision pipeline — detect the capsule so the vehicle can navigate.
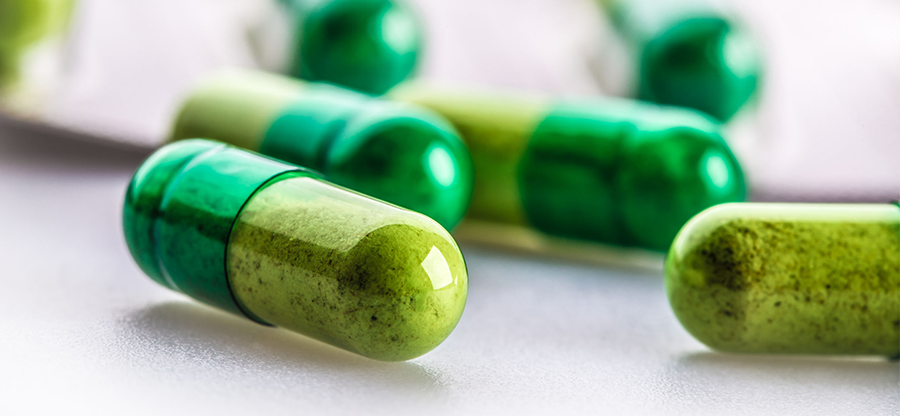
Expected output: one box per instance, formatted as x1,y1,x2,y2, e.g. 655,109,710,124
666,203,900,356
390,84,747,252
0,0,72,90
170,70,472,231
123,139,468,361
279,0,421,94
598,0,761,121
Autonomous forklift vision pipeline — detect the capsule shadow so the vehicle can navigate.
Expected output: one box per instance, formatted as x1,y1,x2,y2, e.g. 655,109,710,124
666,351,899,397
0,112,150,172
457,244,670,356
637,352,900,413
118,301,447,394
458,241,665,277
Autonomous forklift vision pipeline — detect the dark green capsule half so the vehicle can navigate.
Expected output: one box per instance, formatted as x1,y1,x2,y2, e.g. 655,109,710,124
392,84,747,252
602,0,761,121
283,0,422,95
169,70,473,231
123,139,468,361
123,139,303,320
667,203,900,356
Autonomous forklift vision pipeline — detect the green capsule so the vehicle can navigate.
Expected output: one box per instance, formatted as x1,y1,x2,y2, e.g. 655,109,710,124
666,203,900,356
0,49,21,88
599,0,761,121
123,139,468,361
0,0,51,50
280,0,421,95
391,84,746,252
170,70,472,231
0,0,72,90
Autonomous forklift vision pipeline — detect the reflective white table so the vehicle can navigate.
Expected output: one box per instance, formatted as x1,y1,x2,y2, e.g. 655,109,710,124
0,121,896,416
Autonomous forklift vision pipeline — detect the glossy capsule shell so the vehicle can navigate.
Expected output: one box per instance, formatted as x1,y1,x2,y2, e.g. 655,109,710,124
666,203,900,356
170,70,473,231
123,139,468,361
391,84,747,251
281,0,421,94
600,0,761,121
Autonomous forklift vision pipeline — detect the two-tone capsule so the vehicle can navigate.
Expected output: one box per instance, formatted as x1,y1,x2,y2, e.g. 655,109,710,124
667,203,900,356
278,0,421,94
391,83,747,252
123,139,468,361
170,70,472,231
597,0,761,121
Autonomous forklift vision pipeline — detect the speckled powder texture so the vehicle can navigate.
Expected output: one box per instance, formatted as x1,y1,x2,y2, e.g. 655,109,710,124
226,176,468,361
668,215,900,356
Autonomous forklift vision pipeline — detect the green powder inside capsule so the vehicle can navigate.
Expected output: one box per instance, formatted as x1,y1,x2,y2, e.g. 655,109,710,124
227,177,468,361
669,217,900,355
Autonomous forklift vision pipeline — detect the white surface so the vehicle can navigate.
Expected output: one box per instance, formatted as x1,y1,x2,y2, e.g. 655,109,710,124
1,119,897,415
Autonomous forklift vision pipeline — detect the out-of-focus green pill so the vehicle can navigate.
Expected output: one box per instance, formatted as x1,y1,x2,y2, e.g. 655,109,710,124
666,203,900,356
281,0,421,95
599,0,761,122
0,0,51,50
391,83,746,252
123,139,468,361
170,70,472,231
0,0,72,90
0,51,20,88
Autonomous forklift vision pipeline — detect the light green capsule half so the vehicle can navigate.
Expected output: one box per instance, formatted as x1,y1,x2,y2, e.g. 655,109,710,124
666,203,900,356
228,176,468,361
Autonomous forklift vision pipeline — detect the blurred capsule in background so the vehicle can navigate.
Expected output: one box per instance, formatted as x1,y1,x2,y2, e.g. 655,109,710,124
278,0,421,95
170,70,472,231
391,83,747,253
667,203,900,357
123,139,468,361
0,0,72,102
596,0,761,122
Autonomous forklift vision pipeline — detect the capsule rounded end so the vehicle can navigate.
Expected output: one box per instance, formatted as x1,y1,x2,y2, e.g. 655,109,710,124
640,17,761,122
618,115,747,251
339,217,468,361
665,203,754,352
122,140,223,287
325,101,473,231
295,0,421,95
226,177,468,361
